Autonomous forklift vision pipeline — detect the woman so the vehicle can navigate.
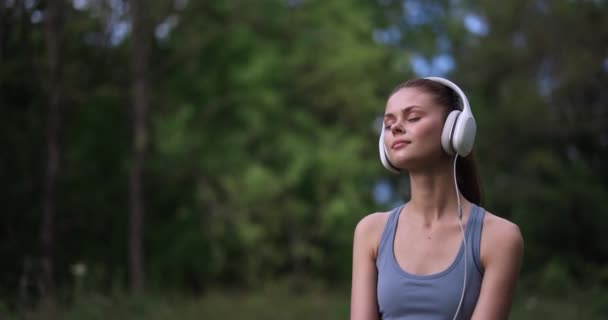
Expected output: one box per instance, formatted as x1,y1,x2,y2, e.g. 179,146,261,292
350,77,523,320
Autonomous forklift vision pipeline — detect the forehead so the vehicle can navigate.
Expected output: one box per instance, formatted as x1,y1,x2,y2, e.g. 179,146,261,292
385,87,439,114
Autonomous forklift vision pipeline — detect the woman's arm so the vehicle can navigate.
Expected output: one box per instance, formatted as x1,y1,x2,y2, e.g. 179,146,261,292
350,213,386,320
471,214,524,320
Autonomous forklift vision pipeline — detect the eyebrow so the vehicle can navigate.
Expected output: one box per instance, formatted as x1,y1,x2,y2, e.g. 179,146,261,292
384,105,424,118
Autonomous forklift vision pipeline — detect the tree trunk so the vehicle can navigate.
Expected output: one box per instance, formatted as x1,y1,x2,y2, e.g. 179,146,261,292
0,1,7,63
128,0,149,293
40,0,64,297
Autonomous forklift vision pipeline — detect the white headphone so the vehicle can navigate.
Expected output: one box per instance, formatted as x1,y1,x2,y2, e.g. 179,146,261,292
379,77,477,173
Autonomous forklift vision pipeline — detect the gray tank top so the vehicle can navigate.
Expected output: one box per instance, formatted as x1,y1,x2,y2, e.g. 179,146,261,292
376,204,485,320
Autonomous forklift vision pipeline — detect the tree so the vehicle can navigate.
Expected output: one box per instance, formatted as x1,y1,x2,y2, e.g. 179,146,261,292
40,0,65,297
128,0,150,293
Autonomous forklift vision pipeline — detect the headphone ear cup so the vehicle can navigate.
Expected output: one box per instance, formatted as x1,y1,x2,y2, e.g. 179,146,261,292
379,129,400,174
441,110,460,156
451,113,477,156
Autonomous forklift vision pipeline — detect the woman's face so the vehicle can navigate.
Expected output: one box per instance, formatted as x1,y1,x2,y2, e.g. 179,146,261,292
383,87,447,171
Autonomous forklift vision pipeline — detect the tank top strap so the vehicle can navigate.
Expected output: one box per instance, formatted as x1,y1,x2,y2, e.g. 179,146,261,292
376,204,404,269
467,204,486,275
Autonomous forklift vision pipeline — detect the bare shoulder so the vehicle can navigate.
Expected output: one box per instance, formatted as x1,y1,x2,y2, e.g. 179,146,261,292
354,211,391,258
482,211,524,244
480,211,524,264
354,211,390,236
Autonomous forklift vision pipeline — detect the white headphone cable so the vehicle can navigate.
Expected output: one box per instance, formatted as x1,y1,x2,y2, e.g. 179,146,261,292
452,153,467,320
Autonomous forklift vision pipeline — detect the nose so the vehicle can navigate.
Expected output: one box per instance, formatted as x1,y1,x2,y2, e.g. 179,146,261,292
391,121,405,136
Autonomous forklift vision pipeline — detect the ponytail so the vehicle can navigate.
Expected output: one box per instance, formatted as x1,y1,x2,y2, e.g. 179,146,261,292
457,152,482,205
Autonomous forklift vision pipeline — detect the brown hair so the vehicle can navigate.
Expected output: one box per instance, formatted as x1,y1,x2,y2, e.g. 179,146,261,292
391,78,483,205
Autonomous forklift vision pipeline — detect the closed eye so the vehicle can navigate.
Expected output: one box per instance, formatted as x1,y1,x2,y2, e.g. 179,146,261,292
408,117,421,122
383,120,394,130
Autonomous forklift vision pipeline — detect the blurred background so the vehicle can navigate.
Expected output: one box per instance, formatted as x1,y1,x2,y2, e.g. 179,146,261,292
1,0,608,319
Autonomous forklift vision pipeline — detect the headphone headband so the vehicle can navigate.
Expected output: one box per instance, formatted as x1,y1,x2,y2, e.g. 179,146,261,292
424,76,473,118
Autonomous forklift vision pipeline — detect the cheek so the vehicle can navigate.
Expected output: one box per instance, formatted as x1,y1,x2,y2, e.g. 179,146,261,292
383,130,390,146
413,119,443,144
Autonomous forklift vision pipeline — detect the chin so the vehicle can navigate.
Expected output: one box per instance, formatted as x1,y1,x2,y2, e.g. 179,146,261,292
391,152,442,172
390,157,422,171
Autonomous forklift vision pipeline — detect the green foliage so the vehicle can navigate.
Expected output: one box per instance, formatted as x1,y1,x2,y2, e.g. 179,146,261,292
144,0,392,289
536,258,575,296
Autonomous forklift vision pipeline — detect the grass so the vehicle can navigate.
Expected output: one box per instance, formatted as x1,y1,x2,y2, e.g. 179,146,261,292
3,285,606,319
510,287,608,319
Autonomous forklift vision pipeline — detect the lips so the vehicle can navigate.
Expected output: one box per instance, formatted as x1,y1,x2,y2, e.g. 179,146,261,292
391,139,411,149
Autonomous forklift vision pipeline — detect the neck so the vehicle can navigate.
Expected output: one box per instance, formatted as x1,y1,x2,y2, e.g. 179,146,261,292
405,160,467,224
